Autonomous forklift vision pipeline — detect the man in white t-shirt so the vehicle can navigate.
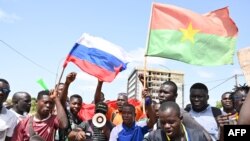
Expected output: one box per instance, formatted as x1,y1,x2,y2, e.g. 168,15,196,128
0,78,18,141
189,82,222,141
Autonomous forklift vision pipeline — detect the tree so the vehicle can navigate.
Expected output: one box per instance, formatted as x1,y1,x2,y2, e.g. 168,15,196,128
30,97,37,114
215,100,222,109
4,99,13,109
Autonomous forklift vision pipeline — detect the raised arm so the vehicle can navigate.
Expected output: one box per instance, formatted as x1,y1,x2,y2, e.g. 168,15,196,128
50,89,68,128
94,80,103,104
142,88,156,129
138,73,148,88
59,72,76,106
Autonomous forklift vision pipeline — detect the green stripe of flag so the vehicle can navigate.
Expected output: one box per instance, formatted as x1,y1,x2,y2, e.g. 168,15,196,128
146,30,236,66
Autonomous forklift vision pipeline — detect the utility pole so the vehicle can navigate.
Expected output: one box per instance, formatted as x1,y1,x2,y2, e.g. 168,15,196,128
235,74,238,86
182,84,184,108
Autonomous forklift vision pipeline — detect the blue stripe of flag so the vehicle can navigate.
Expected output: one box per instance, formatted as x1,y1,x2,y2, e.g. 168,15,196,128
69,43,127,72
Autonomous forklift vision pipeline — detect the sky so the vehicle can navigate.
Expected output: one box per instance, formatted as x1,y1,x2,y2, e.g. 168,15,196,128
0,0,249,107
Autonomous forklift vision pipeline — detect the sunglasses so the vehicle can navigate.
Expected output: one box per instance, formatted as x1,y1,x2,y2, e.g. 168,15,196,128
0,88,11,94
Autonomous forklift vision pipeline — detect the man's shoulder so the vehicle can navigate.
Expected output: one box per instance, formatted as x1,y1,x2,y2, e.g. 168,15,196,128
148,129,162,135
1,107,18,122
186,127,202,132
136,120,148,127
2,107,15,116
180,108,195,122
14,115,31,131
185,127,208,141
18,115,33,125
9,109,29,120
51,114,57,118
147,129,166,141
113,123,123,129
48,114,58,120
110,123,123,135
0,108,16,131
210,106,222,117
7,108,16,117
181,107,215,130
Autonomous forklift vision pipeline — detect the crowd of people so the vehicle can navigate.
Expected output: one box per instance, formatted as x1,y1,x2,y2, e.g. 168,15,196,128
0,72,250,141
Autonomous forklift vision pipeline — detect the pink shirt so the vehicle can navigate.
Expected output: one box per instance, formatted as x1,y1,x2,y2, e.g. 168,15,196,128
11,115,59,141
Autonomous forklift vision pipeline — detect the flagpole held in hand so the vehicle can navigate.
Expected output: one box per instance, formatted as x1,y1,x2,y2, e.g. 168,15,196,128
142,57,147,114
55,67,65,93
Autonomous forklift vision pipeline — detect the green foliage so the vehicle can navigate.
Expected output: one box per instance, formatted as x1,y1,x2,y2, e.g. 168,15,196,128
215,101,222,109
4,99,13,109
30,97,37,114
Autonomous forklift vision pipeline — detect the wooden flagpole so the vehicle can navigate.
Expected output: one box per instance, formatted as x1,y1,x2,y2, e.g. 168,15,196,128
143,57,147,114
142,2,154,114
54,67,65,94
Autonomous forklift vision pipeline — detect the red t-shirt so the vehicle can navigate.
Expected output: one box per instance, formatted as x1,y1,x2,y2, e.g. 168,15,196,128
11,115,59,141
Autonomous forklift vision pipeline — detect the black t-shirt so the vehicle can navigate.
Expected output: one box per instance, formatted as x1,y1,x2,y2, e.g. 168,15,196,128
86,120,114,141
59,109,89,141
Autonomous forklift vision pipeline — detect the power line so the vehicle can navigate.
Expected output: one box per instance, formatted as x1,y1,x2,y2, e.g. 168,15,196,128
184,77,233,86
208,74,245,91
209,76,235,91
0,40,56,75
2,38,245,91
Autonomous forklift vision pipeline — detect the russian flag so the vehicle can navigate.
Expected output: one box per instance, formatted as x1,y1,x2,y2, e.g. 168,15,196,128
63,33,129,82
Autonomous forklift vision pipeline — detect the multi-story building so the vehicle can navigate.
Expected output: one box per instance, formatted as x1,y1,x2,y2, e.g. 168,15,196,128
127,68,185,107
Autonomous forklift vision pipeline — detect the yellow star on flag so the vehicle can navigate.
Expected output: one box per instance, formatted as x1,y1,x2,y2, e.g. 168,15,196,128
180,23,200,44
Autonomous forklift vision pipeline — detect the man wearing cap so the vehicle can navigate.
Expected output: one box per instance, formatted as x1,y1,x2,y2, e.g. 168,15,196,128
94,80,143,126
